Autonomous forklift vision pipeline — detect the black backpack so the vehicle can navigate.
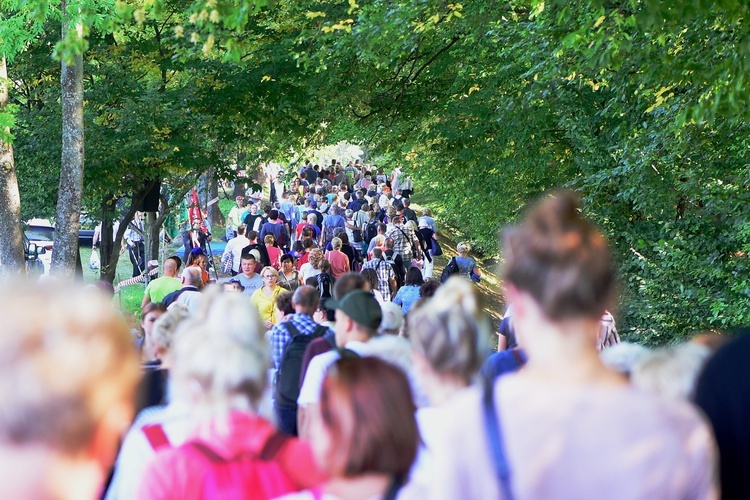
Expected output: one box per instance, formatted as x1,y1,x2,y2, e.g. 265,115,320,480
274,322,329,409
365,219,379,243
351,219,364,243
440,257,460,283
317,272,334,300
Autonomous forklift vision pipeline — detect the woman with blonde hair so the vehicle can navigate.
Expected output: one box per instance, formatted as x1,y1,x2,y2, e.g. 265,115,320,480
300,248,323,282
455,241,480,281
251,266,285,329
137,292,324,499
431,192,716,499
407,278,490,489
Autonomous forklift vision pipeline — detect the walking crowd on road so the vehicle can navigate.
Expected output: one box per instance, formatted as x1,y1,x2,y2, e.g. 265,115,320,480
3,160,749,500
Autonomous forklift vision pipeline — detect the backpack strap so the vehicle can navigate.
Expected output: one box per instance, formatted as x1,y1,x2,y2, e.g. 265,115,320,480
284,321,301,338
142,424,170,450
259,431,291,461
383,474,405,500
336,347,360,360
482,377,515,500
188,431,290,464
311,325,329,339
324,330,337,349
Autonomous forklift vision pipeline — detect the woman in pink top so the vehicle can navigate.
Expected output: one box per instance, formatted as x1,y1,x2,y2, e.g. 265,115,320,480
264,234,282,269
137,293,324,499
325,237,350,279
430,191,717,500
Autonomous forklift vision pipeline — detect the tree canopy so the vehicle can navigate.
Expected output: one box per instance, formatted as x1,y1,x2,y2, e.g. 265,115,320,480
3,0,750,343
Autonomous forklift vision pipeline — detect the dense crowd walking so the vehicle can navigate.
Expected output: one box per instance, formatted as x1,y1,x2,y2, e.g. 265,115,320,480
2,161,749,500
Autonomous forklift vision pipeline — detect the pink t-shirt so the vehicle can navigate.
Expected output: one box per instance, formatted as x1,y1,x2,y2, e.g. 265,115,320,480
267,246,282,269
324,250,350,279
430,376,717,500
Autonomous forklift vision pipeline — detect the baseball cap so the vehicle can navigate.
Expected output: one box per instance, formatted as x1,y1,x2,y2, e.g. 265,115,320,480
326,290,382,330
310,201,318,208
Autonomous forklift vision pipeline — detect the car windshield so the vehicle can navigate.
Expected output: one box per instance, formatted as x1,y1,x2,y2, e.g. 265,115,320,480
25,226,55,241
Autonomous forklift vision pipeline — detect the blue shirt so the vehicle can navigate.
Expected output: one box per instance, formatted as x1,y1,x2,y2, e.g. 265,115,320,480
393,285,421,314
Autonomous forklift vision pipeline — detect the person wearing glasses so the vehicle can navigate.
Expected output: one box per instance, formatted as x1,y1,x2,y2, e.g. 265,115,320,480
251,266,285,329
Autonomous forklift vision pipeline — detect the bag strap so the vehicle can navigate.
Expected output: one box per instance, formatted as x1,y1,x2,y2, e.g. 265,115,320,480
284,321,301,338
142,424,170,450
383,474,405,500
189,431,290,464
311,325,329,338
482,377,515,500
258,431,291,461
396,226,411,245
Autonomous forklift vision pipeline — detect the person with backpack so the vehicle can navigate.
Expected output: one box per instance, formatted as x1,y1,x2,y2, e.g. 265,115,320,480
260,210,290,252
362,247,397,302
137,292,325,499
384,238,406,290
315,259,336,302
455,242,481,282
320,204,346,247
385,215,421,266
297,290,383,439
269,286,330,436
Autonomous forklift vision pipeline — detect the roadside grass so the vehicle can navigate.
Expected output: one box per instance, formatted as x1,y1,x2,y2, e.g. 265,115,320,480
81,246,148,324
80,191,237,322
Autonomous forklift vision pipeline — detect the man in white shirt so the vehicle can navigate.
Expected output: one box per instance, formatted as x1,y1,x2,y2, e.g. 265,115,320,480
297,290,382,439
222,224,251,275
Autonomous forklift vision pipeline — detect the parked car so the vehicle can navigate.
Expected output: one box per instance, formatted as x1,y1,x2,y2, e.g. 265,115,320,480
24,221,54,275
24,235,45,276
79,229,95,247
0,232,45,276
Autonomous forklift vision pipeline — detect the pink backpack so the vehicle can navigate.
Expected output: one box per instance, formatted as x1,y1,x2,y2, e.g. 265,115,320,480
143,424,297,500
186,433,297,499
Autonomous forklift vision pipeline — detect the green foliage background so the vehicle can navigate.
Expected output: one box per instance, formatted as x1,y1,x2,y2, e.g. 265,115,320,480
4,0,750,344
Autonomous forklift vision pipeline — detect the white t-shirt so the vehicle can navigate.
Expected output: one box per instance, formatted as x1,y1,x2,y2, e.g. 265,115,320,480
176,289,203,314
105,403,194,500
299,263,321,283
297,341,370,407
222,235,250,274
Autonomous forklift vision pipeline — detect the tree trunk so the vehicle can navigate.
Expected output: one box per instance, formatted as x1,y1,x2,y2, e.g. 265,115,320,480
52,2,85,278
207,166,225,230
99,182,157,284
99,195,117,283
147,211,159,262
0,56,25,275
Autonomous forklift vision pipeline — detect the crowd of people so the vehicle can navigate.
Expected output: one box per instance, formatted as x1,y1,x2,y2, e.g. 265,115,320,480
3,164,750,499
